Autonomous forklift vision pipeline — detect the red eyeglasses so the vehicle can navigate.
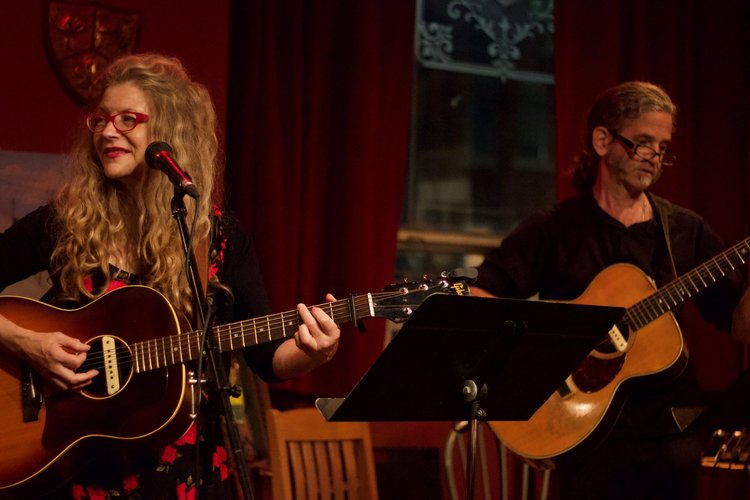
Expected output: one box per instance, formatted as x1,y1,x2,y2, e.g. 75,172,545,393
85,112,150,133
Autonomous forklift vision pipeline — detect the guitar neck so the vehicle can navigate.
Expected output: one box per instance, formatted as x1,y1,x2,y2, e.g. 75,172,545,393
623,237,750,330
131,294,375,373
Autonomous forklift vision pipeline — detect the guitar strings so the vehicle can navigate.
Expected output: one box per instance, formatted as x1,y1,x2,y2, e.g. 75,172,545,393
78,287,447,371
78,239,750,371
628,255,724,328
79,300,423,370
616,241,748,340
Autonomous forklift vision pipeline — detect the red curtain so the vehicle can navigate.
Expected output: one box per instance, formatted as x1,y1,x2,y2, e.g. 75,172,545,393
224,1,416,397
224,0,750,398
555,0,750,389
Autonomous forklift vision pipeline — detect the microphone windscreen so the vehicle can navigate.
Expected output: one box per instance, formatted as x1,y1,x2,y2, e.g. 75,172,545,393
145,141,174,169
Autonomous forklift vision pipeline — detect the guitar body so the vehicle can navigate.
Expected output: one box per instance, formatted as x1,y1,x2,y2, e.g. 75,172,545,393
0,274,470,495
489,263,687,468
0,286,195,495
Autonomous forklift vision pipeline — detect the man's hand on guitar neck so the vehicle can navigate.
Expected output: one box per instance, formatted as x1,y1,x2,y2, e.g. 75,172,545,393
0,314,98,391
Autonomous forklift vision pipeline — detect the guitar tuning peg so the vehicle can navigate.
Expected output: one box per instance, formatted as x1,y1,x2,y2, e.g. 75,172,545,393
447,267,478,284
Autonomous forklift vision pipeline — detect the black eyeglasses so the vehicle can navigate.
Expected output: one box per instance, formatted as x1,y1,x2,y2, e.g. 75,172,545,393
85,112,150,133
609,130,676,166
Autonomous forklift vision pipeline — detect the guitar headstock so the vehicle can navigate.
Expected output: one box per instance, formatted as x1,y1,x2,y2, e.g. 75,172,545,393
372,268,475,323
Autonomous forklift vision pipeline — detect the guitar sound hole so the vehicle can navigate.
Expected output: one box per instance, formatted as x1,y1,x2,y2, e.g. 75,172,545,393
571,355,626,393
595,340,618,355
80,336,133,397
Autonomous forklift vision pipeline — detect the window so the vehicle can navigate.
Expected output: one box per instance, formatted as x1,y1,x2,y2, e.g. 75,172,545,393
397,0,555,279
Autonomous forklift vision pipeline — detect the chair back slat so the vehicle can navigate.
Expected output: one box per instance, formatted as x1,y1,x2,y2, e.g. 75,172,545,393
327,441,346,500
342,440,360,497
288,442,307,499
313,441,333,498
301,441,319,500
267,407,379,500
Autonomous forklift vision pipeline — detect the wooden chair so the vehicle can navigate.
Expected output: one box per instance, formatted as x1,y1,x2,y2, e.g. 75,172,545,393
266,407,379,500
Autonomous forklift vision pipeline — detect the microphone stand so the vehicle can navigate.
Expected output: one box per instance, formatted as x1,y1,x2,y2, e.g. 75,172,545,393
170,187,256,500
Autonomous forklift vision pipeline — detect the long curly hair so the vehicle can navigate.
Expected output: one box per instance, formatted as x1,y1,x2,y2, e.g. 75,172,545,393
570,81,677,192
51,53,220,315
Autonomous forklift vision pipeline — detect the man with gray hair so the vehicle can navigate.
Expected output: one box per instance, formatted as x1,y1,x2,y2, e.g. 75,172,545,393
475,81,750,499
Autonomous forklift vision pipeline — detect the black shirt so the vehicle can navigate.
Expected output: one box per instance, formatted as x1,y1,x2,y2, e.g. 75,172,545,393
476,190,742,331
475,190,746,437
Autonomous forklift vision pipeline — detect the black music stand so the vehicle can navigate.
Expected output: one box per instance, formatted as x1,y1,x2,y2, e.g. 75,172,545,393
316,295,625,500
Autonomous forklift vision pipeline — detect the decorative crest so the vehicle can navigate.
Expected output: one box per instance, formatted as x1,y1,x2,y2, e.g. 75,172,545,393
44,1,140,105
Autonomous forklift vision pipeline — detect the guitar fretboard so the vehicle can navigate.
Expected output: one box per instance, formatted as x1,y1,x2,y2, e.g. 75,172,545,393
621,237,750,332
131,294,375,373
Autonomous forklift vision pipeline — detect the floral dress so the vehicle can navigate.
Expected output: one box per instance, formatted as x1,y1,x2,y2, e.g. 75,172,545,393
0,205,278,500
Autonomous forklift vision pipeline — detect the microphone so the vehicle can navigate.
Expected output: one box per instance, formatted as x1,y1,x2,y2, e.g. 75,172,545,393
145,141,200,199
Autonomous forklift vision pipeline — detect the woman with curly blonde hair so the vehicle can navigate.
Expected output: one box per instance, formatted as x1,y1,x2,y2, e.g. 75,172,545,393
0,53,340,499
53,53,218,316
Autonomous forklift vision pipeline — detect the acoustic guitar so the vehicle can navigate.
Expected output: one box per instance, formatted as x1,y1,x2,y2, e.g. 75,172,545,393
490,237,750,469
0,276,470,496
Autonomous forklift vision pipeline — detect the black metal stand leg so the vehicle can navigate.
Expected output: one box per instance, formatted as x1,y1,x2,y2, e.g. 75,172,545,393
467,406,478,500
463,380,486,500
171,190,255,500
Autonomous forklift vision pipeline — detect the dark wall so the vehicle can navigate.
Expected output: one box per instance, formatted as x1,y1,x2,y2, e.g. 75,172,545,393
0,1,230,154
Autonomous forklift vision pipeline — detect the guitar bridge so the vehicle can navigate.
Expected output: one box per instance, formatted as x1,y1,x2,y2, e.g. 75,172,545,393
21,361,43,422
608,324,628,352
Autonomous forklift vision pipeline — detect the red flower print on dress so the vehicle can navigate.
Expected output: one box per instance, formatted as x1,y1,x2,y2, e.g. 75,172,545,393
83,275,129,294
105,280,128,292
71,484,85,500
123,473,139,493
174,422,198,446
208,262,219,280
176,481,196,500
85,486,108,500
213,445,229,480
161,444,178,464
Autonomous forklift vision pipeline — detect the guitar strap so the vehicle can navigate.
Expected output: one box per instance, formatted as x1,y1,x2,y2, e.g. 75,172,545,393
195,236,210,296
653,194,708,432
652,194,679,280
189,236,210,328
